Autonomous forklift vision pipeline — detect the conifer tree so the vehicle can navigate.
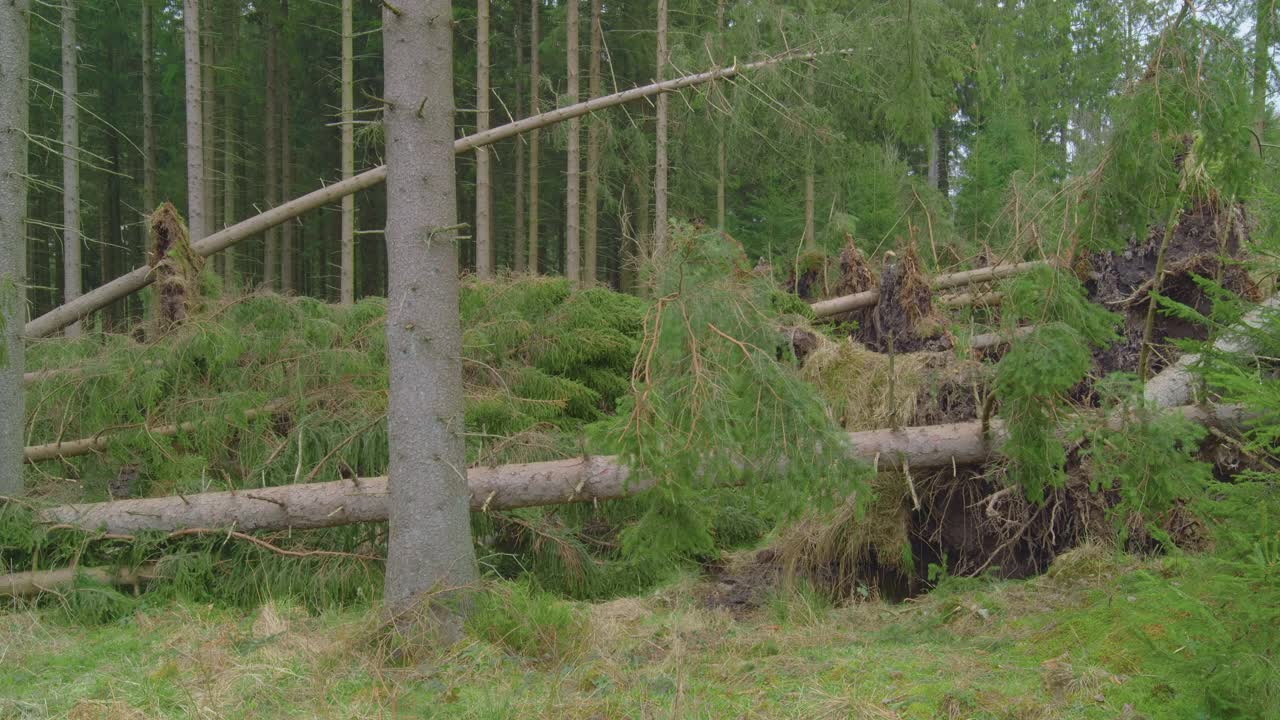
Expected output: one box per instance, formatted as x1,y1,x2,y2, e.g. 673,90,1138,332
565,0,581,283
61,0,81,337
339,0,355,303
475,0,492,278
527,0,541,274
184,0,207,245
0,0,28,496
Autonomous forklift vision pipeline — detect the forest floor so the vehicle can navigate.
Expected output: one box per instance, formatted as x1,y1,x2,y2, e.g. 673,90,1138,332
4,496,1277,720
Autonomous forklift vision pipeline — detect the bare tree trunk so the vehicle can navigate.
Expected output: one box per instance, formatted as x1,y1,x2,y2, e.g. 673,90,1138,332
381,0,478,630
201,0,216,248
141,0,157,215
339,0,355,303
263,11,279,290
61,0,81,338
565,0,581,283
280,5,294,294
513,5,526,273
1253,0,1273,155
527,0,540,274
802,61,815,249
715,0,725,231
184,0,207,246
585,0,601,282
475,0,492,278
221,0,238,290
634,166,651,268
653,0,669,257
927,127,940,190
0,0,28,497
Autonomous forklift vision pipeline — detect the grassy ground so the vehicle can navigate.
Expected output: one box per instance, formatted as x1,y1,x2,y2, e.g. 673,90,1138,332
2,535,1276,720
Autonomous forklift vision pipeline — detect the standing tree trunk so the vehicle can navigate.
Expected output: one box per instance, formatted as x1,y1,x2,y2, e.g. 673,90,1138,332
0,0,28,497
527,0,540,274
61,0,81,338
141,0,157,215
184,0,207,246
513,5,526,273
653,0,669,257
937,120,950,199
263,11,279,290
585,0,601,282
565,0,581,283
715,0,725,231
201,0,216,247
381,0,479,631
1253,0,1273,155
474,0,492,278
339,0,355,303
927,126,940,190
802,60,815,249
222,0,238,290
279,2,294,294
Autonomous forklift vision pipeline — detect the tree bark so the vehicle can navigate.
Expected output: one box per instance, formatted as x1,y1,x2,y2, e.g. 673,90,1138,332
513,4,526,272
803,61,815,249
141,0,157,215
475,0,492,279
585,0,601,282
381,0,479,626
263,10,279,291
37,404,1248,536
221,0,238,290
1,565,158,598
26,50,844,338
565,0,581,284
653,0,669,257
62,0,81,338
715,0,726,231
810,260,1045,318
184,0,207,246
201,0,216,248
527,0,540,274
1253,0,1273,155
279,4,294,294
339,0,355,303
0,0,28,497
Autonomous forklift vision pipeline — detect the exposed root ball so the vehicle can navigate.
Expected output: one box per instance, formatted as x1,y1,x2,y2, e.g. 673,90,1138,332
865,244,947,353
148,202,205,332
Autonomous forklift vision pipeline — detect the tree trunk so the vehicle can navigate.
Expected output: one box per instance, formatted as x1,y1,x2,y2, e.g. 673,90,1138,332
937,120,950,199
221,0,238,290
339,0,355,303
381,0,478,628
513,6,526,273
279,4,294,294
201,0,216,246
585,0,601,282
803,61,815,249
1,565,158,598
634,165,651,270
475,0,492,278
263,11,279,291
565,0,581,284
61,0,81,338
38,404,1249,536
653,0,669,257
1253,0,1273,155
810,260,1045,318
715,0,726,231
27,51,839,338
0,0,28,497
141,0,157,215
184,0,207,246
527,0,540,274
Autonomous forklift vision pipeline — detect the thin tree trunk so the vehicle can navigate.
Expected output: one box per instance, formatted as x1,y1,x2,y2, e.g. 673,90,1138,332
222,0,238,290
513,5,526,272
937,120,950,199
653,0,669,257
263,11,279,290
0,0,28,497
715,0,725,231
585,0,601,282
565,0,581,283
527,0,540,274
634,166,651,266
1253,0,1273,154
927,127,940,189
803,61,815,249
475,0,492,278
61,0,81,338
339,0,355,303
201,0,216,245
141,0,157,215
184,0,207,247
381,0,478,628
280,3,293,294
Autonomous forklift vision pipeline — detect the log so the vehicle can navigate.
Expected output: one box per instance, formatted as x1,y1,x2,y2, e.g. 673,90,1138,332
0,564,158,598
809,261,1045,319
36,404,1245,535
940,291,1004,308
1144,293,1280,407
24,49,849,339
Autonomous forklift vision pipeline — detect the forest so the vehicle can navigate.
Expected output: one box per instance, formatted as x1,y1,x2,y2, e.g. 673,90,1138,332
1,0,1279,717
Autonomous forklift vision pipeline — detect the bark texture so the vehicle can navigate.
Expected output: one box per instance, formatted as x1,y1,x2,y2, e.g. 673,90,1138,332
585,0,601,281
340,0,355,303
279,4,293,294
141,0,156,214
475,0,492,278
527,0,540,273
1,565,157,598
715,0,726,230
200,0,216,245
513,5,526,272
653,0,670,257
62,0,81,338
810,260,1046,318
565,0,581,283
221,1,238,289
381,0,479,622
0,0,28,497
183,0,207,245
263,10,279,290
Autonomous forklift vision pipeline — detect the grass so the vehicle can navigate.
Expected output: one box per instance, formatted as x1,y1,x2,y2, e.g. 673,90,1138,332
3,534,1276,719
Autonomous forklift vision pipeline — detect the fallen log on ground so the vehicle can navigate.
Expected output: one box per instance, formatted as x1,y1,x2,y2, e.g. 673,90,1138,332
24,49,848,339
809,261,1044,319
34,404,1246,535
1144,293,1280,407
0,564,160,598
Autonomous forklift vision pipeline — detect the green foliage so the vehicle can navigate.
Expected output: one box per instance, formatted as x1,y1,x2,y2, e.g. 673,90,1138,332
467,579,588,661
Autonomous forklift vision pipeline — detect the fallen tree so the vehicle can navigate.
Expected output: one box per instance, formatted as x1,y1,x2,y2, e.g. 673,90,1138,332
33,403,1246,535
0,564,159,598
809,260,1044,319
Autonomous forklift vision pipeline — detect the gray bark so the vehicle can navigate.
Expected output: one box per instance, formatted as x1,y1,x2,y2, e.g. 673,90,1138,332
475,0,492,278
0,0,28,497
803,62,814,249
62,0,81,338
221,1,238,289
201,0,216,246
381,0,479,623
714,0,725,231
340,0,355,303
184,0,207,245
141,0,156,214
810,260,1046,318
513,6,526,273
280,16,293,294
527,0,540,273
585,0,601,282
1,565,158,598
565,0,581,283
263,10,279,290
653,0,669,257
